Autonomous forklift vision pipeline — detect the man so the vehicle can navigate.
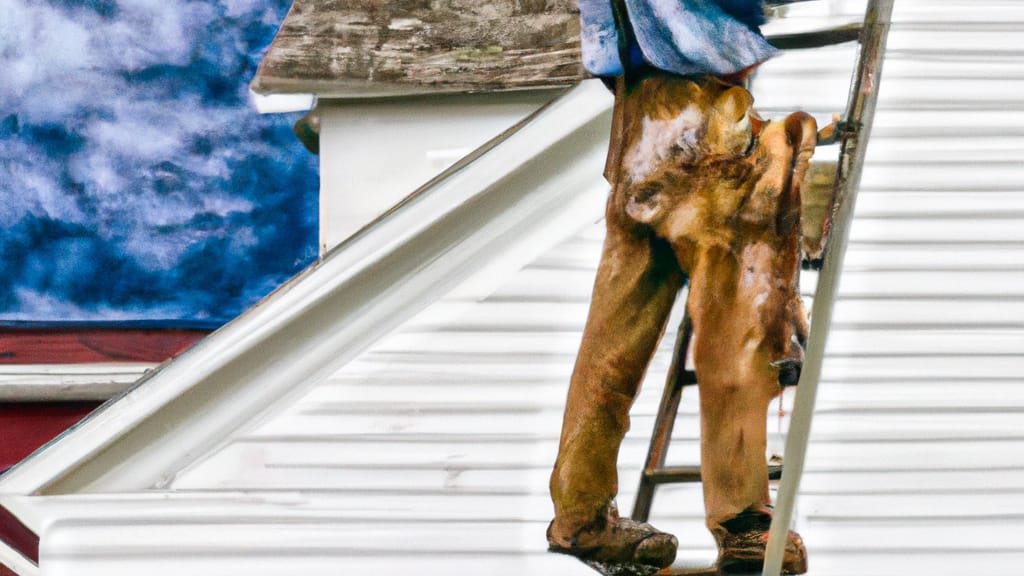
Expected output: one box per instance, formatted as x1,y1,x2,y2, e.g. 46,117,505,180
548,1,814,573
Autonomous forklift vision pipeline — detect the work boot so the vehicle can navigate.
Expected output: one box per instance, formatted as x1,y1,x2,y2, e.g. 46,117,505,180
547,503,678,570
716,512,807,574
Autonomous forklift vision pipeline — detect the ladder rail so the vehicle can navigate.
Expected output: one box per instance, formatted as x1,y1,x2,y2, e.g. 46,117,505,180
632,310,696,522
762,0,895,573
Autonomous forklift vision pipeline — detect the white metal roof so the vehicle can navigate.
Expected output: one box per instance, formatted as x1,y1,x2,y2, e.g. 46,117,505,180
5,1,1024,574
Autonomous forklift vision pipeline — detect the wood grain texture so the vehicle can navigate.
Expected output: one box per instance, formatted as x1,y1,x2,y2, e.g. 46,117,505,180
251,0,587,97
0,328,208,364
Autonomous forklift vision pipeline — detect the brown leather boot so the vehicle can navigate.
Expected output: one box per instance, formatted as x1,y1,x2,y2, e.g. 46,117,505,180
716,512,807,574
547,503,678,570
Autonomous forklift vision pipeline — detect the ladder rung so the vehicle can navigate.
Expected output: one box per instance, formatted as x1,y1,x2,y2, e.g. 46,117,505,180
644,466,702,484
645,464,784,485
768,23,864,50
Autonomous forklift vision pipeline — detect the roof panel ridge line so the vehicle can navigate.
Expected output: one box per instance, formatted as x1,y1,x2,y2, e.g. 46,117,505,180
0,80,613,505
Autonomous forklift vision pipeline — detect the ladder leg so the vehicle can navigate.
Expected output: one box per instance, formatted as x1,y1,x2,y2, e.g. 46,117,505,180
763,0,894,572
632,305,696,522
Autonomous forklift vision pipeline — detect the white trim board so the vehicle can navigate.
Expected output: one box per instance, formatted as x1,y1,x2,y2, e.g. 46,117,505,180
0,542,37,576
0,364,153,402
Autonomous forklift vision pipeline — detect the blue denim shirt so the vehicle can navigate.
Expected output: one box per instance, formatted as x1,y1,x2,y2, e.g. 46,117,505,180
578,0,777,76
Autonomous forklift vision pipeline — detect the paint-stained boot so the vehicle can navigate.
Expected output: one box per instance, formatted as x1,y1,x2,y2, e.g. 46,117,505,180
547,502,678,571
716,512,807,574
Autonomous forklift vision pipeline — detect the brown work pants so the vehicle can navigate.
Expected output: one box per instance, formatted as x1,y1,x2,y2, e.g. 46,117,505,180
550,72,815,542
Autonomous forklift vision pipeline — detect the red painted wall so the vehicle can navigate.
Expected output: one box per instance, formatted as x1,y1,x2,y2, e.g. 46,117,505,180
0,327,209,364
0,402,104,473
0,496,39,564
0,326,210,472
0,326,211,573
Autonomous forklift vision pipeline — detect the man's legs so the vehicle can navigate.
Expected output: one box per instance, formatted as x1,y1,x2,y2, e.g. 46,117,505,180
548,198,684,567
549,71,813,573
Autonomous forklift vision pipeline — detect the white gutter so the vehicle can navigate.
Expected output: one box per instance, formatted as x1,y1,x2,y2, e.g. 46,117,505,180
248,89,315,114
0,80,613,504
0,542,37,576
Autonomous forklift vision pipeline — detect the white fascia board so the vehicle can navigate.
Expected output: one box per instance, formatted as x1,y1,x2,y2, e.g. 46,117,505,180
0,80,612,497
248,89,315,114
0,495,37,576
0,542,37,576
0,364,153,402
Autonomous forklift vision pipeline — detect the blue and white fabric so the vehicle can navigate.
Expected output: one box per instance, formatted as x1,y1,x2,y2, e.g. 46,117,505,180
578,0,777,77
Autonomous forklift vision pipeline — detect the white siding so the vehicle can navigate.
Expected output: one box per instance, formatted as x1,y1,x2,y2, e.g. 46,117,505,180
318,89,564,253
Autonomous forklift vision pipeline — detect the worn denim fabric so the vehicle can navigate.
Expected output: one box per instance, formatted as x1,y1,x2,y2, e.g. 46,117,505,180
578,0,776,76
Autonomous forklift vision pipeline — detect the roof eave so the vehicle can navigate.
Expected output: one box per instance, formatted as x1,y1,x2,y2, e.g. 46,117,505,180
249,73,583,99
249,0,585,99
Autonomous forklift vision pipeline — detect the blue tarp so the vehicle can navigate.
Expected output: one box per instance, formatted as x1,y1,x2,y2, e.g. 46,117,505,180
578,0,777,76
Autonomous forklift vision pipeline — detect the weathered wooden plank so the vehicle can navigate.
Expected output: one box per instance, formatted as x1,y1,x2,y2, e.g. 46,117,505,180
252,0,585,97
